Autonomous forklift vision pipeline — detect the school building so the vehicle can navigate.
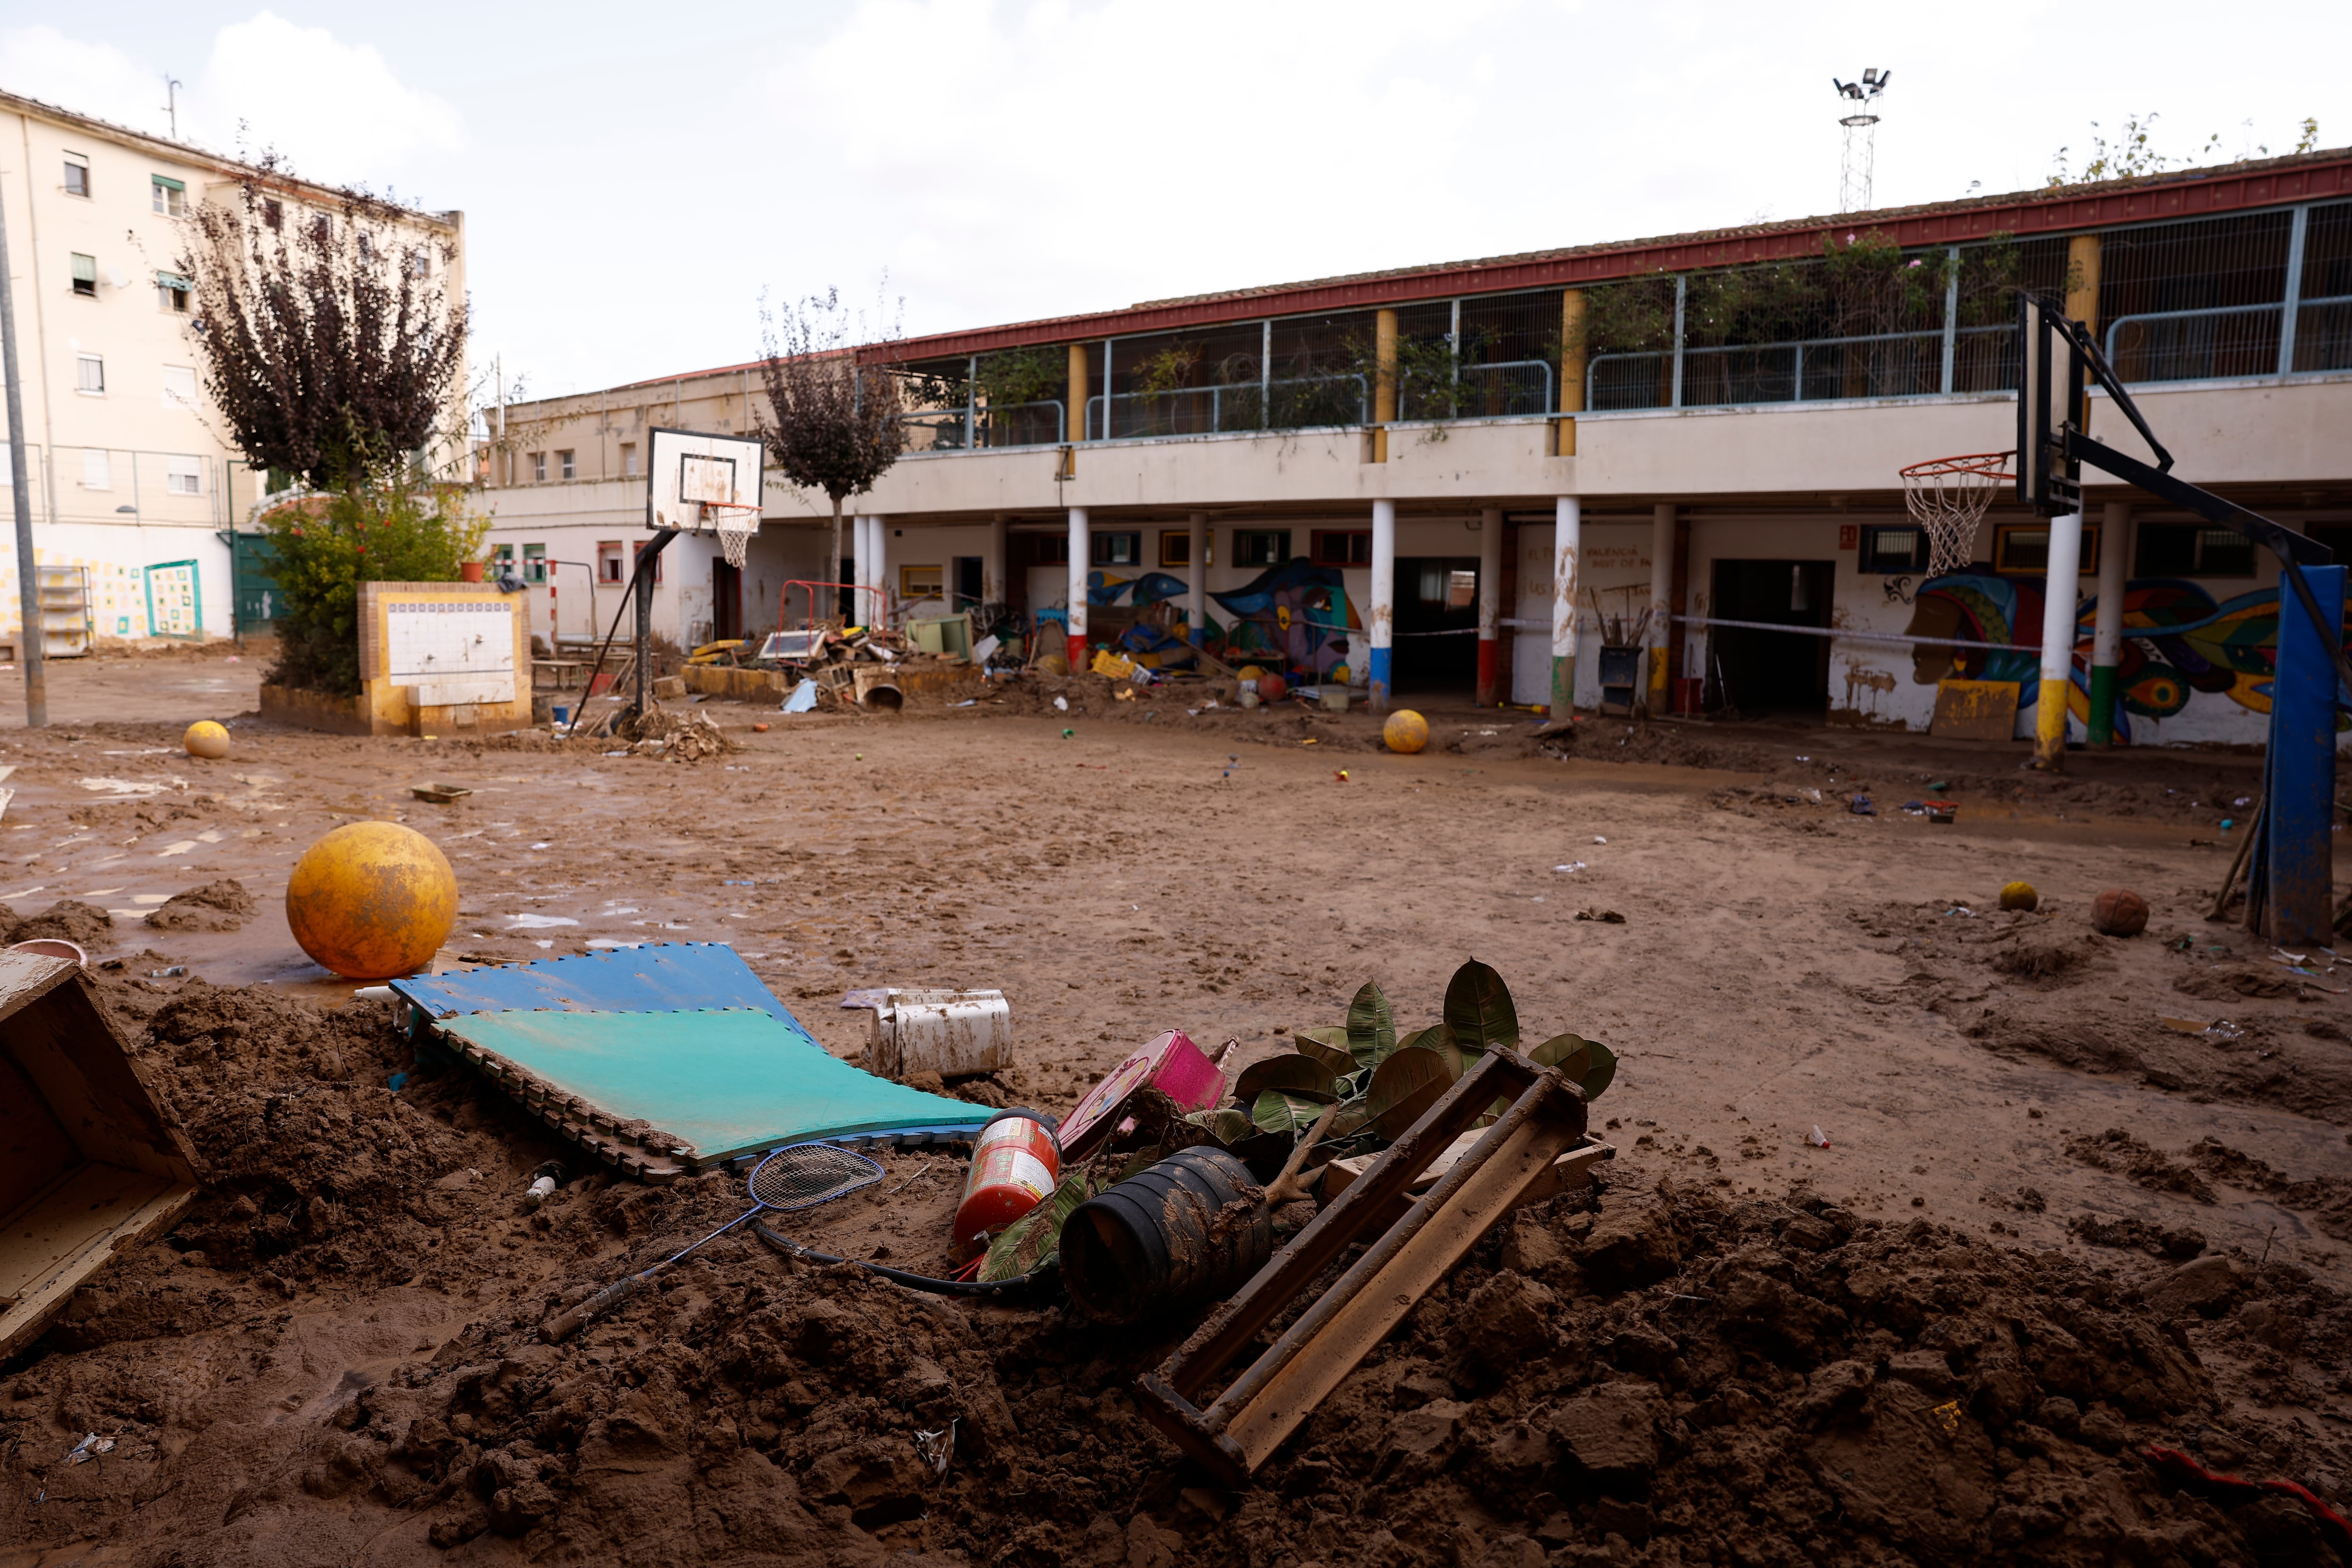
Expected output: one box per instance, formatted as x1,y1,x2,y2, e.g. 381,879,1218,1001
480,147,2352,745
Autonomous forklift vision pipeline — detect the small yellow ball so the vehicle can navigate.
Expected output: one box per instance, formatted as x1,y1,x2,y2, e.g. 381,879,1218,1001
1383,709,1430,755
183,720,231,759
1236,665,1267,683
1999,881,2040,912
285,821,458,981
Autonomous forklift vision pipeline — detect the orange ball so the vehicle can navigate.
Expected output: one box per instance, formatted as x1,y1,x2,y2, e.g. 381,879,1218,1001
2092,888,2148,937
285,821,459,980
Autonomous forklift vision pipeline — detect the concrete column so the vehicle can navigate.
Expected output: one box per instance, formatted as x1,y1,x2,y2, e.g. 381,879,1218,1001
1551,496,1581,717
1372,309,1398,463
1648,502,1674,715
2088,499,2130,747
1557,289,1587,456
1068,344,1090,442
2034,509,2085,768
983,515,1008,609
867,516,889,626
1186,512,1207,646
850,515,871,622
1066,508,1090,670
1475,505,1503,705
1369,499,1396,713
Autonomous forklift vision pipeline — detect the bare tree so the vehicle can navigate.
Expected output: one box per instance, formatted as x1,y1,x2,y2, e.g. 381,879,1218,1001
178,166,467,490
754,287,906,620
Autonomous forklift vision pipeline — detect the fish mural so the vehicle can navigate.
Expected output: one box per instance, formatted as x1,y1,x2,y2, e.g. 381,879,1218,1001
1900,573,2332,741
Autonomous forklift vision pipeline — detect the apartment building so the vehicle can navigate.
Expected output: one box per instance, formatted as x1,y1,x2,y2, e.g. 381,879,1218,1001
485,150,2352,745
0,89,466,650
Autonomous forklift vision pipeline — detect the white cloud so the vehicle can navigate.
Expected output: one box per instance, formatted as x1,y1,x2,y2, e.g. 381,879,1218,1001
196,12,462,188
0,25,173,137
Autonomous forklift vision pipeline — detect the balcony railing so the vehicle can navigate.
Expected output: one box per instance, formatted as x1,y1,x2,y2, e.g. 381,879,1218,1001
1084,374,1369,441
2106,295,2352,383
898,398,1066,452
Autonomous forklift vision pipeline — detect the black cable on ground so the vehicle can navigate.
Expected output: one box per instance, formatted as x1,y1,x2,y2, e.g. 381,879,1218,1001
752,1219,1057,1299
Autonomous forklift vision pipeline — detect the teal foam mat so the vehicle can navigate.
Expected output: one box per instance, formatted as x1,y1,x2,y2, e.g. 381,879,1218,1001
439,1007,990,1164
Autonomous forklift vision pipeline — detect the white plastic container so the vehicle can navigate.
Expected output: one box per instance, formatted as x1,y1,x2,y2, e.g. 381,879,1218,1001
868,988,1013,1079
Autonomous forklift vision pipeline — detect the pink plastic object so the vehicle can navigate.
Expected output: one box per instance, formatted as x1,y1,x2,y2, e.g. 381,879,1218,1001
9,939,86,967
1059,1029,1226,1161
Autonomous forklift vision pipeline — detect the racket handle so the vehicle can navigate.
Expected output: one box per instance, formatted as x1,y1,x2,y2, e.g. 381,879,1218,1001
544,1271,645,1342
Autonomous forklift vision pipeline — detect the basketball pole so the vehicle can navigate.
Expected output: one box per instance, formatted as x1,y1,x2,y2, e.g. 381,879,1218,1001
2033,509,2084,767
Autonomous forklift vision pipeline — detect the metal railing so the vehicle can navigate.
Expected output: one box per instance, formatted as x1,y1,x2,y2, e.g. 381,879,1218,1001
899,398,1067,452
2106,295,2352,384
1398,360,1554,421
1588,324,2017,410
1085,373,1368,441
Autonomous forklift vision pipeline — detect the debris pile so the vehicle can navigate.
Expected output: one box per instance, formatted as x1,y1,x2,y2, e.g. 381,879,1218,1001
616,705,734,762
142,878,255,933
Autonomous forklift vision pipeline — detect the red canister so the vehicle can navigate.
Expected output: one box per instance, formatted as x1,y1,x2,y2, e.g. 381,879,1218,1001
952,1109,1062,1261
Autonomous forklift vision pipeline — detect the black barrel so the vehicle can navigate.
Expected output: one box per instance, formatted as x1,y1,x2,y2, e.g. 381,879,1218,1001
1061,1146,1272,1325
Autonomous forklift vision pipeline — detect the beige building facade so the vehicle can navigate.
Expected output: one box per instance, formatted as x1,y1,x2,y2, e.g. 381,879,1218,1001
0,89,466,651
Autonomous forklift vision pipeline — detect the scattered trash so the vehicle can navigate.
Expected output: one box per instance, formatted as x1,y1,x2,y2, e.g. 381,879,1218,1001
838,987,889,1010
952,1109,1062,1260
2145,1447,2352,1555
2233,796,2252,808
524,1173,558,1209
752,722,770,732
780,679,819,715
915,1419,957,1478
1333,769,1349,782
410,783,472,804
1061,728,1074,739
1924,802,1956,825
1927,780,1950,792
148,965,187,979
64,1433,114,1466
2220,818,2236,832
954,698,977,707
1900,800,1926,814
1552,862,1586,873
504,913,578,929
1848,795,1876,816
1058,1029,1230,1161
1063,1147,1270,1325
1593,835,1607,844
1807,1125,1832,1148
1575,908,1627,923
1946,906,1976,917
868,988,1014,1080
1052,695,1068,711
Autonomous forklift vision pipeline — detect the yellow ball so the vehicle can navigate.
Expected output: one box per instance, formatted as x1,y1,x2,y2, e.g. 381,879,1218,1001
1237,665,1267,682
183,720,230,759
1383,709,1430,754
286,821,459,980
1999,881,2040,912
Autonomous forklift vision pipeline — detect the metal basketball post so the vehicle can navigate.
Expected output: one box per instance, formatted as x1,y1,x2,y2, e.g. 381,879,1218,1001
631,528,677,718
2021,295,2348,942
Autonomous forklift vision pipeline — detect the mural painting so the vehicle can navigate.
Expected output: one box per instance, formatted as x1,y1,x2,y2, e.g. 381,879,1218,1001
1901,573,2327,740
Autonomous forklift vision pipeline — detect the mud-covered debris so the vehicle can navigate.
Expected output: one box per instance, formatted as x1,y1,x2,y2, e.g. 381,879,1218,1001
143,878,255,932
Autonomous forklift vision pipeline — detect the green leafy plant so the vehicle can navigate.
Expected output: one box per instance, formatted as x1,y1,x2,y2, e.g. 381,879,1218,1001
261,474,489,696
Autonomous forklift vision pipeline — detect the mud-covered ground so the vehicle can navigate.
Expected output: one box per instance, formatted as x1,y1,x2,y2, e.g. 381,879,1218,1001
2,649,2351,1566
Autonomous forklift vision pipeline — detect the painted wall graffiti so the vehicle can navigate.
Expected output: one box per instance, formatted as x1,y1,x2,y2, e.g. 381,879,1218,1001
1902,573,2318,741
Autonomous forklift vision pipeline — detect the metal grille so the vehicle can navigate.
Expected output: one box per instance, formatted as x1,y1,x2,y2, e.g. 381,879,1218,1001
748,1143,885,1211
2294,202,2352,374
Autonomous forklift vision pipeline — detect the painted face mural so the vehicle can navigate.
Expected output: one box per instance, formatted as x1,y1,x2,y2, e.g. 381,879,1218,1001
1900,573,2322,741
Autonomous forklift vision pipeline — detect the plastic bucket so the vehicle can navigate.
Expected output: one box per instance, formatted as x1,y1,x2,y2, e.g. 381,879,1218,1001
1060,1146,1271,1325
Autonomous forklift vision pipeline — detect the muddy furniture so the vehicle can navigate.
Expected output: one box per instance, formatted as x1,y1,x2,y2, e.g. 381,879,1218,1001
0,951,201,1359
1135,1049,1592,1486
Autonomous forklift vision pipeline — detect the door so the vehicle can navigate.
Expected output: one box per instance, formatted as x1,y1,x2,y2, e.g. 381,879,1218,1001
1706,559,1834,715
954,556,984,611
713,559,741,643
1394,557,1480,692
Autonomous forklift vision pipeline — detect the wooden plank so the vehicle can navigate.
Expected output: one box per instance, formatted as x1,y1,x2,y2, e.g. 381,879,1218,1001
0,1165,195,1360
1318,1130,1613,1230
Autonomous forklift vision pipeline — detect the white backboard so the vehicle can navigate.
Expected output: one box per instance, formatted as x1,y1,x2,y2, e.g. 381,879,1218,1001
648,427,765,536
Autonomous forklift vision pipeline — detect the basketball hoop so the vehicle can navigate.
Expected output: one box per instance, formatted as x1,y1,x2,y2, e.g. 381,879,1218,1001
699,501,760,569
1899,451,2012,578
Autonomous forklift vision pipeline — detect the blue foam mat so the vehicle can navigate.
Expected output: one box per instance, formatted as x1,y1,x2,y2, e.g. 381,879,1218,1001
391,943,796,1021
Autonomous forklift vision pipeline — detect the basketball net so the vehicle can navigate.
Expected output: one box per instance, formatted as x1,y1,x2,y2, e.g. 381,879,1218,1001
1899,452,2012,578
699,502,757,570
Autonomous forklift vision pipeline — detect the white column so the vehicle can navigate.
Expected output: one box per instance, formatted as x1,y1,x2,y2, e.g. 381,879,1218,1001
1369,499,1396,712
1065,508,1089,669
2034,509,2085,766
1550,496,1581,717
868,516,888,627
1186,512,1208,645
1648,502,1675,715
1476,505,1502,705
2090,499,2129,746
983,515,1008,609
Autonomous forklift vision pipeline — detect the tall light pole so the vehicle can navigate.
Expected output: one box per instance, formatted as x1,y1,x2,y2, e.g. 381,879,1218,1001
0,176,47,727
1833,69,1890,213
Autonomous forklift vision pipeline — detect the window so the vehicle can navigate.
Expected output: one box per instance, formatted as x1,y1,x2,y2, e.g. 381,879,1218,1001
1090,531,1141,567
1311,530,1372,566
491,544,516,575
530,452,547,482
2136,522,2255,579
81,450,111,490
71,253,97,298
522,543,548,584
76,354,104,394
598,542,625,583
151,175,187,217
157,271,192,312
2304,524,2352,563
620,443,638,477
1857,524,1931,574
1031,533,1069,565
557,450,576,480
1994,523,2101,576
1234,529,1290,567
161,365,198,408
64,155,89,198
901,564,944,599
166,455,202,496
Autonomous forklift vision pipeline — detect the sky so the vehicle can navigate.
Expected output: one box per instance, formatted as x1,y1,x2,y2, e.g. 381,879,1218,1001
6,0,2347,403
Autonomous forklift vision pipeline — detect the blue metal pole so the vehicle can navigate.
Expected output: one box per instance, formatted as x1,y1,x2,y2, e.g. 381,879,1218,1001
2262,562,2344,946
